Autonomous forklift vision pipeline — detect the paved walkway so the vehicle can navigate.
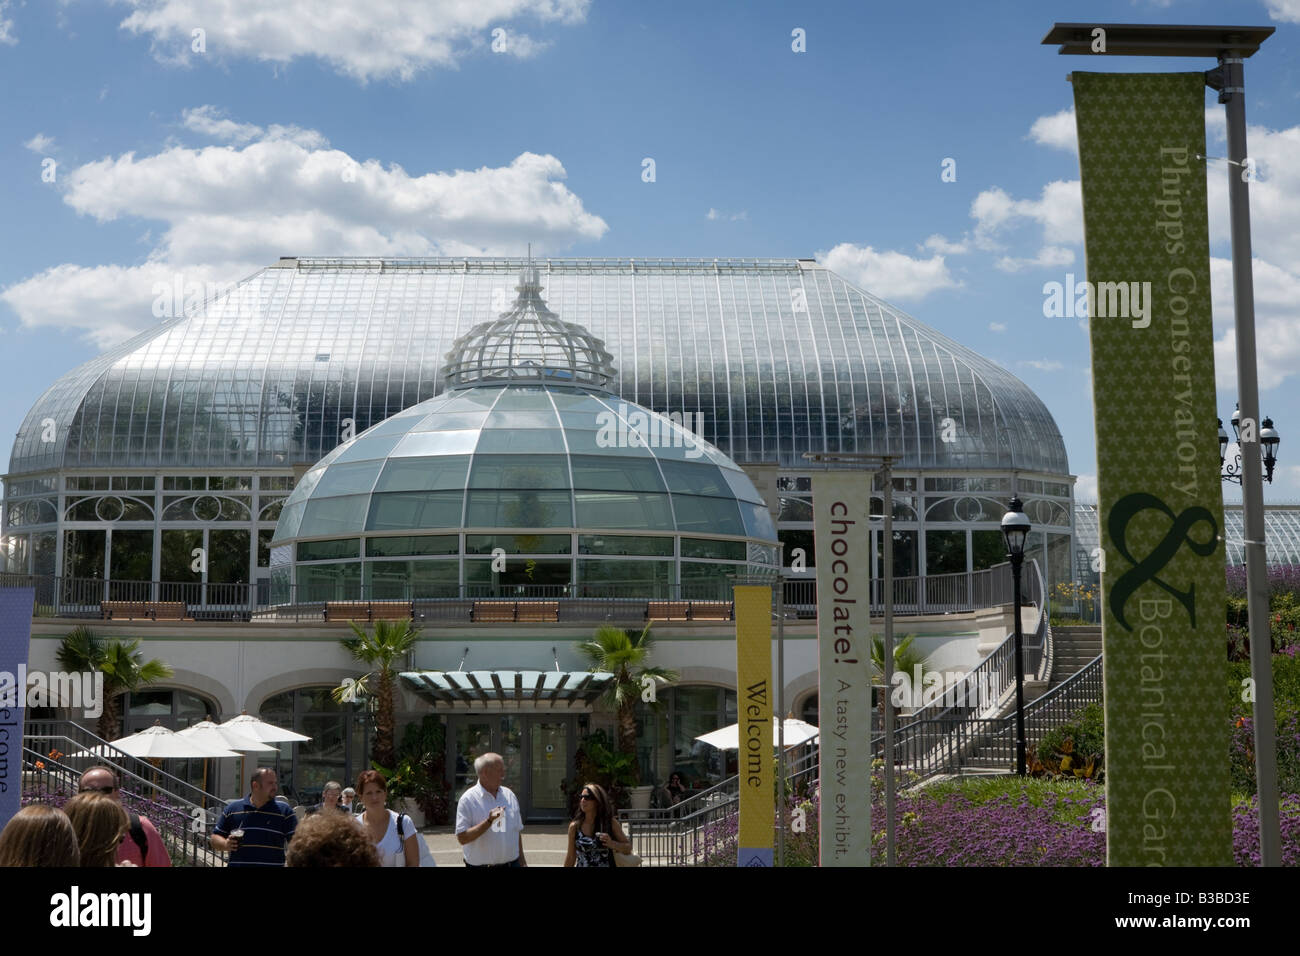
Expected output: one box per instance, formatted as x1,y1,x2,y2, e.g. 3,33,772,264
419,825,572,867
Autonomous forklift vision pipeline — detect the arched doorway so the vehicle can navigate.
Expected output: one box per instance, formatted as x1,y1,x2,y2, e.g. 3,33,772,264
118,687,220,791
259,686,370,807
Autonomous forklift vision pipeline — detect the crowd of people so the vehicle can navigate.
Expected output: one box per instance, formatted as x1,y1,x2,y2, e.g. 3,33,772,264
0,752,638,868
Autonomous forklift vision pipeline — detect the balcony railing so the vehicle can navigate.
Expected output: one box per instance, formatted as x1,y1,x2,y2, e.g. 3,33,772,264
1,562,1038,625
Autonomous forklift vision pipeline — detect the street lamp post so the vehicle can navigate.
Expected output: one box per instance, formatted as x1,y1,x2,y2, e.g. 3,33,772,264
1043,20,1283,868
1001,497,1032,776
1219,404,1281,484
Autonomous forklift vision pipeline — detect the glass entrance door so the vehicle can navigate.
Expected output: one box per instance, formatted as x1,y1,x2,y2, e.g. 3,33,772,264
447,715,575,821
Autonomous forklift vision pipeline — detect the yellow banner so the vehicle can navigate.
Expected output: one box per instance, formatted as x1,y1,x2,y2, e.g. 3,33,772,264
734,585,773,867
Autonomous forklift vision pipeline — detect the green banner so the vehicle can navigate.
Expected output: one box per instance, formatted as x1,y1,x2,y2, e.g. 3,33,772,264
1073,72,1230,866
734,585,773,867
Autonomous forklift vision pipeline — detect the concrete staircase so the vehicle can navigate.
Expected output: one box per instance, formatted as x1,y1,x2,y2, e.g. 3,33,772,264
955,626,1103,774
1049,626,1102,690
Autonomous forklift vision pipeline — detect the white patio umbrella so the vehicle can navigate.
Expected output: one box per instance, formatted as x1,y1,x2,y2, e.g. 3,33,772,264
694,716,820,751
178,718,277,793
217,713,311,743
69,724,241,760
218,712,312,793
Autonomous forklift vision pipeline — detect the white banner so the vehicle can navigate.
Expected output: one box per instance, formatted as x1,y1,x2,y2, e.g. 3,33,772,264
811,475,872,866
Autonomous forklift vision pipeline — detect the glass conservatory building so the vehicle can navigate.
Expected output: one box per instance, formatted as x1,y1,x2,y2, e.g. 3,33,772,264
3,256,1078,599
269,264,780,601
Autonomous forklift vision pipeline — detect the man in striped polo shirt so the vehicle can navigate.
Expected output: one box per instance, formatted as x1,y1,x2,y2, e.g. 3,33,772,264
211,768,298,867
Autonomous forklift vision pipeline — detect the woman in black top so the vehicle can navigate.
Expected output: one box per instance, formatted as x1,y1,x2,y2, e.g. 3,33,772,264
664,772,687,805
563,783,631,868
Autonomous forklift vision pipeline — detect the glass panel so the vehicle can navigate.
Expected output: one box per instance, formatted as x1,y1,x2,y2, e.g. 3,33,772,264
925,530,966,575
390,430,481,457
162,529,203,582
177,692,210,717
740,502,777,540
453,720,495,802
680,537,746,560
127,689,172,717
574,491,673,531
465,534,570,554
500,717,524,799
577,559,672,595
373,456,470,493
578,534,674,556
972,530,1005,570
300,495,369,535
876,530,917,579
209,529,251,584
367,491,465,530
257,529,274,568
680,562,741,599
296,715,349,806
778,496,813,521
468,455,569,490
297,538,361,561
365,535,459,557
569,455,666,492
778,529,815,567
464,558,572,592
530,720,568,812
474,429,565,453
671,495,744,535
365,560,459,598
110,530,153,581
465,490,573,528
657,460,728,496
297,563,362,601
311,460,383,497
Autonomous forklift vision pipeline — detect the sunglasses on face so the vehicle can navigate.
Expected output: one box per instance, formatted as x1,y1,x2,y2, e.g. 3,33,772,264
580,792,594,800
79,785,116,795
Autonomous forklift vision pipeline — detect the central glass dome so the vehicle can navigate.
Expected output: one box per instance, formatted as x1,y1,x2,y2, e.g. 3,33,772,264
270,269,779,602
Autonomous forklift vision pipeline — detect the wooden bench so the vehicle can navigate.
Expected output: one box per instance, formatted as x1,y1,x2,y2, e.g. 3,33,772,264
471,601,518,623
148,602,189,621
646,601,691,622
689,600,733,621
324,601,413,622
101,601,148,620
515,601,559,623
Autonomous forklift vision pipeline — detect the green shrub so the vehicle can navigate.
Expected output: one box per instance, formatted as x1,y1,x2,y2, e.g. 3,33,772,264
1034,702,1105,779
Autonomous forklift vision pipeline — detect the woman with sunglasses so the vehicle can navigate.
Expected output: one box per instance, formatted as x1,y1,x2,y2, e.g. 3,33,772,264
564,782,631,868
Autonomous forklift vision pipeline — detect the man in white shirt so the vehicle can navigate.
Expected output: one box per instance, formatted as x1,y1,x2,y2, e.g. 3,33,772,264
455,752,527,867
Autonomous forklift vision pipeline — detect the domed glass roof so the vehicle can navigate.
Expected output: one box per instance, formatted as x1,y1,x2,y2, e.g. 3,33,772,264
272,383,778,545
8,257,1070,476
442,264,616,388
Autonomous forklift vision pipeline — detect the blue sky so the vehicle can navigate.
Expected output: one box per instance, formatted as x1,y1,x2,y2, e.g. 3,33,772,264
2,0,1298,504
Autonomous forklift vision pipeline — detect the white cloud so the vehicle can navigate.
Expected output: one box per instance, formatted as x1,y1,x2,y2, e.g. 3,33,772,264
706,207,746,222
0,0,15,45
487,27,548,58
1027,109,1076,152
819,243,961,301
921,234,969,255
1210,255,1300,391
23,133,55,153
1205,111,1300,271
1075,473,1098,504
995,244,1074,273
111,0,590,82
1018,359,1064,372
988,321,1007,333
971,180,1083,254
180,105,327,148
1265,0,1300,23
0,113,607,345
181,105,264,144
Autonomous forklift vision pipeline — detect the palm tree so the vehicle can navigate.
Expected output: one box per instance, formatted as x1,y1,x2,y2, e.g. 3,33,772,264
870,633,933,721
55,626,174,740
332,619,421,769
575,624,677,782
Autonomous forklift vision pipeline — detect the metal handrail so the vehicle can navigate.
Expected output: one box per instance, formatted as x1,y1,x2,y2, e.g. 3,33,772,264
22,720,229,866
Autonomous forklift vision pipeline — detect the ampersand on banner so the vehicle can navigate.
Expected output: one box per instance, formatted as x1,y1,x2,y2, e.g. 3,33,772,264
1107,492,1218,630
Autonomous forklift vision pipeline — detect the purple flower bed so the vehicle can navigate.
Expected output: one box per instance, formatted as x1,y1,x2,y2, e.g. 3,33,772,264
700,777,1300,866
